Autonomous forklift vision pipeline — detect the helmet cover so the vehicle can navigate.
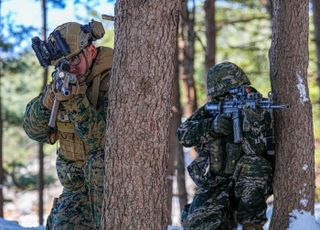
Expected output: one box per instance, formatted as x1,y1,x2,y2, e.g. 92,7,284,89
207,61,250,98
48,20,105,66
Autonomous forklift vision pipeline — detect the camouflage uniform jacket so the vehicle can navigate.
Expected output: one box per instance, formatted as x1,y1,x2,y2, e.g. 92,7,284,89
177,94,271,188
23,47,113,163
177,104,242,188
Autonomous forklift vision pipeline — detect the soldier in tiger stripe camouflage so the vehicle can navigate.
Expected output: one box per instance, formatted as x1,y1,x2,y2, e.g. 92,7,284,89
177,62,274,230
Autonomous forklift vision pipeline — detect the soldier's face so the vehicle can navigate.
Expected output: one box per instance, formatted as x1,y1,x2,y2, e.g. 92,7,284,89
69,44,97,79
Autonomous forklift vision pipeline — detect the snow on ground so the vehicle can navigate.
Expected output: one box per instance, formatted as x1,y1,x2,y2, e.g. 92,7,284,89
2,197,320,230
0,218,44,230
168,204,320,230
287,210,320,230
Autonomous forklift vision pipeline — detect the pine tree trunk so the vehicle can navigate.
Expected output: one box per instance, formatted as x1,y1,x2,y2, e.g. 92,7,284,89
269,1,315,229
167,50,181,223
102,1,179,229
0,85,3,218
204,0,216,74
176,141,188,213
173,42,188,214
0,0,4,218
179,0,198,162
38,0,47,225
180,0,197,117
312,0,320,103
260,0,272,17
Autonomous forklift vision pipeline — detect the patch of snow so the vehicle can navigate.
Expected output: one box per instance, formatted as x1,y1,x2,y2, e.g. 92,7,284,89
296,73,309,104
300,199,309,207
303,164,309,171
167,226,183,230
0,218,44,230
288,210,320,230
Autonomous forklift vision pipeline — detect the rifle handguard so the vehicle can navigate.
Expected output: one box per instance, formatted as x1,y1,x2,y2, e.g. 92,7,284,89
48,99,60,128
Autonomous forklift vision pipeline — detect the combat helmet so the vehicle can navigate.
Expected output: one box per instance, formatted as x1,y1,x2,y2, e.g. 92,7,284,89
47,19,105,66
206,61,250,98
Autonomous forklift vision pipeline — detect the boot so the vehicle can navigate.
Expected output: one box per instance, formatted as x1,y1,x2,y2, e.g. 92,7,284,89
242,223,263,230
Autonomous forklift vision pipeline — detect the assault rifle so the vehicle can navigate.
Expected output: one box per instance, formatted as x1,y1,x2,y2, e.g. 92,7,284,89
205,86,288,143
48,60,77,128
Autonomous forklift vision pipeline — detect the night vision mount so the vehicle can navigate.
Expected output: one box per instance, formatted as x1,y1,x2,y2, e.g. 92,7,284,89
32,30,69,68
31,20,104,68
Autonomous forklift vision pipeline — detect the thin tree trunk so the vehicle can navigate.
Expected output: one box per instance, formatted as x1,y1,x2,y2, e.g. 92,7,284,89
204,0,216,74
260,0,272,17
0,0,4,218
38,0,48,225
176,141,187,213
167,46,180,223
179,0,198,163
312,0,320,103
173,37,188,214
38,143,44,225
269,1,315,229
180,0,197,117
102,1,179,229
0,84,3,218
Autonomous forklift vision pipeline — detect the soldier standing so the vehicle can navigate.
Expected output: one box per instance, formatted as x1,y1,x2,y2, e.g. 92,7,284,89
23,20,112,229
177,62,274,230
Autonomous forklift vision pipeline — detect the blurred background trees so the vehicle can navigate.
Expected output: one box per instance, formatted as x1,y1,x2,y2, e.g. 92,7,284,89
0,0,319,227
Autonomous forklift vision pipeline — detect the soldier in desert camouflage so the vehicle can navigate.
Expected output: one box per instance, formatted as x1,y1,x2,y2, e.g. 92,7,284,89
23,20,112,230
177,62,274,230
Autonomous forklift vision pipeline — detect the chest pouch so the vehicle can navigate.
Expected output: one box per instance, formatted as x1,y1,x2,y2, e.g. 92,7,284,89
224,142,242,175
57,121,92,161
208,139,223,174
241,108,267,155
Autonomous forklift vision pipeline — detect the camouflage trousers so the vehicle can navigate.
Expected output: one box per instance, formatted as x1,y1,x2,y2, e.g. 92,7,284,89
46,149,105,230
182,154,273,230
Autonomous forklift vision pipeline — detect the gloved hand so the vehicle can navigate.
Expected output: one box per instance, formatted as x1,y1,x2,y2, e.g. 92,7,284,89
42,77,88,108
212,113,232,135
42,84,55,110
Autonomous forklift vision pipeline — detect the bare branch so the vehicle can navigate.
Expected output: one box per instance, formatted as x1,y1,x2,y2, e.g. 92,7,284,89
101,14,115,22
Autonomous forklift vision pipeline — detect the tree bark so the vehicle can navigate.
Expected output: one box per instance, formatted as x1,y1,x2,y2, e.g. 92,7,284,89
102,1,179,229
204,0,216,74
269,1,315,229
0,82,3,218
312,0,320,103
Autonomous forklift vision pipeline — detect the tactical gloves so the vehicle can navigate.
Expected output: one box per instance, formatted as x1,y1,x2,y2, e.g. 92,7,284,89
42,81,87,110
212,114,232,135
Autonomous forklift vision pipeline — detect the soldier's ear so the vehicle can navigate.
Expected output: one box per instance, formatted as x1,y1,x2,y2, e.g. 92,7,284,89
87,44,97,59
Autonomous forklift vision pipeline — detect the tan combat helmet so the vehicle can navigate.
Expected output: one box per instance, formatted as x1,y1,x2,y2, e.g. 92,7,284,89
48,19,105,66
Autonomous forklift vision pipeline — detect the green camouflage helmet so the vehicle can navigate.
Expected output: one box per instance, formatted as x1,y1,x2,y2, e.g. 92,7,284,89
207,61,250,98
48,20,105,66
